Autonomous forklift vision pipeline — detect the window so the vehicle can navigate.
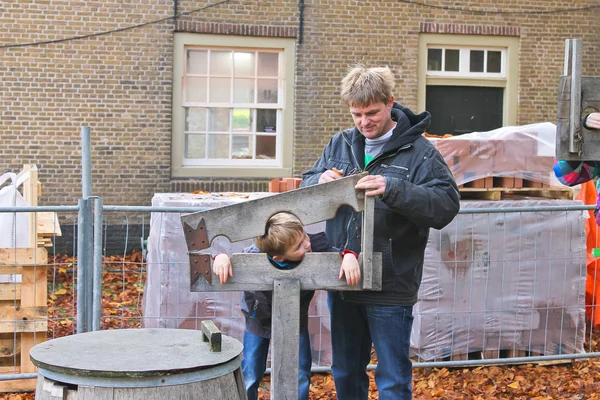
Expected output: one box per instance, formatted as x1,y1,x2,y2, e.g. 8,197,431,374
426,46,505,77
172,33,295,178
417,34,519,129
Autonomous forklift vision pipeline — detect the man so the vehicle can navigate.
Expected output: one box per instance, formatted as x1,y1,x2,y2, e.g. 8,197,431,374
301,65,460,399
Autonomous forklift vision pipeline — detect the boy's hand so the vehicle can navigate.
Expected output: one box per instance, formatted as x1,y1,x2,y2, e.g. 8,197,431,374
213,254,233,284
340,253,361,286
587,112,600,129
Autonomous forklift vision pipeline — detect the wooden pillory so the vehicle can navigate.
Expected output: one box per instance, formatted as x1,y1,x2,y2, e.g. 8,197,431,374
181,173,383,399
0,164,61,392
556,38,600,160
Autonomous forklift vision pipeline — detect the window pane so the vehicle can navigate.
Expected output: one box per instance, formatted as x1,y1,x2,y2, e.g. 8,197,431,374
207,134,230,158
487,51,501,73
187,50,207,75
232,135,253,159
185,134,206,158
209,77,231,102
257,79,278,103
234,52,255,76
445,50,459,72
256,135,276,159
233,78,254,103
185,107,207,132
209,108,230,132
232,108,252,132
210,51,232,75
258,52,279,76
470,50,484,72
427,48,442,71
185,77,207,103
256,109,277,133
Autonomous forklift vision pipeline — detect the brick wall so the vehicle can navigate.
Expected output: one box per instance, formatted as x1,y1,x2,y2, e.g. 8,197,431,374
1,0,598,205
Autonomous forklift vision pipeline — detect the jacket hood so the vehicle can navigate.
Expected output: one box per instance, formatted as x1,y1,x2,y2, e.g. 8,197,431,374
347,102,431,156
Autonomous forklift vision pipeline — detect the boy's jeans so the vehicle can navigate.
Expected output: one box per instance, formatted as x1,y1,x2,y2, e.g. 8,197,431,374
241,329,312,400
327,292,414,400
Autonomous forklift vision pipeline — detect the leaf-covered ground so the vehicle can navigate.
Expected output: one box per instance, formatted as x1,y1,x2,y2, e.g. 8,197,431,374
2,253,600,399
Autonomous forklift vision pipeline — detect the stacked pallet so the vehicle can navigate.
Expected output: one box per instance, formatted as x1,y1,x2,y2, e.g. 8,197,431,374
411,198,586,362
427,122,573,200
0,164,60,392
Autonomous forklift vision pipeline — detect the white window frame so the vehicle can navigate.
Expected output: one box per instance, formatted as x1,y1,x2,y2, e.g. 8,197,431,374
426,47,506,78
172,33,295,178
417,34,519,127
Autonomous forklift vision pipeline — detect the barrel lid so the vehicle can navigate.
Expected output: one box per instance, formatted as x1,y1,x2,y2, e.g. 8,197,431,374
30,328,243,378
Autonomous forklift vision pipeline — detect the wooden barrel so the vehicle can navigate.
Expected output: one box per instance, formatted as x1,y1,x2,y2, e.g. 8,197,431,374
30,324,246,399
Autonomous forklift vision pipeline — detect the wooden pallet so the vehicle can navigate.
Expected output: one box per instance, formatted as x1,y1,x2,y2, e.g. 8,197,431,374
460,186,574,201
0,165,56,392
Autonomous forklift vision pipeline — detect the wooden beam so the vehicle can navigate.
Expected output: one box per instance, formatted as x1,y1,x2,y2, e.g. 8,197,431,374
190,252,382,292
0,248,48,266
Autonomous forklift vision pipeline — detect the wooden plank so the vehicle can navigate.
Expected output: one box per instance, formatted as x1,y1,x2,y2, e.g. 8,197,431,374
20,165,38,249
0,306,47,320
0,248,48,266
271,278,300,400
0,267,22,275
190,252,382,292
37,212,62,237
0,377,36,393
0,283,21,301
0,333,20,357
20,265,47,373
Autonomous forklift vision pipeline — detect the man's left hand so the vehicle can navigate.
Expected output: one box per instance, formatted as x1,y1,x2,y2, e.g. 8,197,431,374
355,175,386,197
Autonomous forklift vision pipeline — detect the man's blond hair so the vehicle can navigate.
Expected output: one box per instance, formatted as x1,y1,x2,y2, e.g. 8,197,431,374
340,65,395,107
255,212,304,256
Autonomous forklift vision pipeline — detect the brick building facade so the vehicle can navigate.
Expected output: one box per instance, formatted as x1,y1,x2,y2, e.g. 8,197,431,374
1,0,598,205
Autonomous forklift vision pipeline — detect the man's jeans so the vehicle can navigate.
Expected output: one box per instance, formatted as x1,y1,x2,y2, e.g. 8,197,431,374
241,330,312,400
327,292,414,400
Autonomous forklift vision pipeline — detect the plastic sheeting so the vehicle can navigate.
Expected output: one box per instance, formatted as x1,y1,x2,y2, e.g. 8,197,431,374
427,122,559,186
413,199,586,360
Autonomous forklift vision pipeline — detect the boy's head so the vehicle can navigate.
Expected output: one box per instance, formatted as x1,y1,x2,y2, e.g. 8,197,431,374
255,212,312,262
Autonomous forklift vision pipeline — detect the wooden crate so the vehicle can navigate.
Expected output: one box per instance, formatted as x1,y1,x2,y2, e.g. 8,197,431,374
0,165,56,392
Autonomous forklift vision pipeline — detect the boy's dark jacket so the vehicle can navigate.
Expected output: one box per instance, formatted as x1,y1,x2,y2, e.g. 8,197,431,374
301,102,460,306
241,232,337,339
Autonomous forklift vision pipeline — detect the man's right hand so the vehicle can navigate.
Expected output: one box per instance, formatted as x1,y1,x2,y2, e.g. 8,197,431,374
212,254,233,284
318,168,344,184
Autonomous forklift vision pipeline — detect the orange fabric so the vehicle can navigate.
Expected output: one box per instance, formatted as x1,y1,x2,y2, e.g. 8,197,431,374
577,181,600,326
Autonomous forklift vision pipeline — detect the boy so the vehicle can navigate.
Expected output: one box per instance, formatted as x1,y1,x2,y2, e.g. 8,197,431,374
212,211,360,400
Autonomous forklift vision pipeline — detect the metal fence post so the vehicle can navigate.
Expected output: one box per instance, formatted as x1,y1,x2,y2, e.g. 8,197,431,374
76,197,92,333
92,197,103,331
77,126,94,333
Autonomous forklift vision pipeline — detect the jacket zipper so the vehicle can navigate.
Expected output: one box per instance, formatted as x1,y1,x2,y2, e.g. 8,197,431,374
342,131,363,172
365,144,410,172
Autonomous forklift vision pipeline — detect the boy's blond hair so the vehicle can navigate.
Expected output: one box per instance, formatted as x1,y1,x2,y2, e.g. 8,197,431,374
255,212,304,257
340,65,395,108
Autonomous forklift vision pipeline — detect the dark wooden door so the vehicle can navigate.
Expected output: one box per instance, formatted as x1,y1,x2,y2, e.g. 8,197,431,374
425,86,503,135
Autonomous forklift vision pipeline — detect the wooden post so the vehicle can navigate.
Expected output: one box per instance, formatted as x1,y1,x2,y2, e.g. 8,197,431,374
271,278,300,400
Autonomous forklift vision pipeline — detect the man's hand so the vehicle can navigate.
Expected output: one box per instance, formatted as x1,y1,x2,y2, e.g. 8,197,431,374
587,112,600,130
355,174,387,197
318,168,344,184
213,254,233,284
340,253,361,286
